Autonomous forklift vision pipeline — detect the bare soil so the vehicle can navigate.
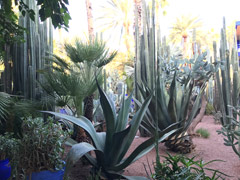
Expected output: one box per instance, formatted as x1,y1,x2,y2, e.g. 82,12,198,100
69,115,240,180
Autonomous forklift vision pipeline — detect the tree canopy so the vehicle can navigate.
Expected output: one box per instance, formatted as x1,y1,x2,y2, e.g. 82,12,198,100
0,0,71,59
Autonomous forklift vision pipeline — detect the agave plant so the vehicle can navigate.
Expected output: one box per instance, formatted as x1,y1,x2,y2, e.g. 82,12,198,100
137,71,206,153
45,84,177,179
136,48,216,153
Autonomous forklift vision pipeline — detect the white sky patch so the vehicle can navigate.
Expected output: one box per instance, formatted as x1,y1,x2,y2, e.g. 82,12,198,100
54,0,240,46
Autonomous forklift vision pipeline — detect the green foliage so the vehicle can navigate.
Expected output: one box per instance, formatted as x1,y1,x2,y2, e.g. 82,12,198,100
148,153,228,180
213,18,240,126
0,133,20,160
64,37,117,67
196,128,210,138
17,117,69,177
45,85,177,179
0,92,42,136
35,0,71,29
217,106,240,158
16,0,71,29
0,0,25,59
137,70,205,144
0,92,11,121
205,103,215,115
41,37,116,117
0,0,70,59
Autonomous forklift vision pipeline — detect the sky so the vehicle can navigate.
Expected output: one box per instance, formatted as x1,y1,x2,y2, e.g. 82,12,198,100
164,0,240,33
55,0,240,48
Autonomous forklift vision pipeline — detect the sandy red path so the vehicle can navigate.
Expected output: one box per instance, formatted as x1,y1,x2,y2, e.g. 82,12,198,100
124,115,240,179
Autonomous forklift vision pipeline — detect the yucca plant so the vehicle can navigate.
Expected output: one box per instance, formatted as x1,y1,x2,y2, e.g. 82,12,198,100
45,84,178,179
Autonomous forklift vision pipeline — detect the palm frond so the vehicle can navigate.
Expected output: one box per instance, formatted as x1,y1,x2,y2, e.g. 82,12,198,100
0,92,11,121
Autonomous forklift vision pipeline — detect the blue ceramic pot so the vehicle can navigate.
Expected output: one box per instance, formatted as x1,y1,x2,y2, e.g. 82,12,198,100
27,167,65,180
0,159,11,180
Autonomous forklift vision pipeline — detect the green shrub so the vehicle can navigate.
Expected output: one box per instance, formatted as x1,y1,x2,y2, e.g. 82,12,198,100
17,117,70,177
148,153,229,180
196,128,210,138
205,103,215,115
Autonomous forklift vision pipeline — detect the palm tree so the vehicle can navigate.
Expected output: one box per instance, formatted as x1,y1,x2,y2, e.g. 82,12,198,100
95,0,134,53
41,37,117,141
169,15,203,57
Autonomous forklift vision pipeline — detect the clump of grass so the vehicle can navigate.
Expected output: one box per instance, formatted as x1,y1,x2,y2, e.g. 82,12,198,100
196,128,210,138
205,103,215,115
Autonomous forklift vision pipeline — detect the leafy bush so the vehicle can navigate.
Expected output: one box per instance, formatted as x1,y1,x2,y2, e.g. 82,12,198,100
148,153,228,180
17,117,70,177
196,128,210,138
0,133,20,160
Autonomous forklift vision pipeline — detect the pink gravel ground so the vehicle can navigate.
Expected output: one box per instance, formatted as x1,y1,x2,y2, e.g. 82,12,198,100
125,115,240,179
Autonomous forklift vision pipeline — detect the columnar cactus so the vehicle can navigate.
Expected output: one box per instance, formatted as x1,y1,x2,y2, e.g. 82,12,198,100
213,17,239,125
11,0,53,100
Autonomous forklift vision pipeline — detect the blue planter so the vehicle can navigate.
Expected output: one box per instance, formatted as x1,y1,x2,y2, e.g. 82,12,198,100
27,168,65,180
0,159,11,180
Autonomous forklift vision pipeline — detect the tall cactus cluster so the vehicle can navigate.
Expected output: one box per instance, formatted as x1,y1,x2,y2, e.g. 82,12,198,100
0,0,53,100
213,18,239,125
215,18,240,158
134,0,157,136
134,0,169,102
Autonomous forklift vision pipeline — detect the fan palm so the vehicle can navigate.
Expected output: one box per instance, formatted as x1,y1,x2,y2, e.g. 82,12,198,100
63,37,117,121
41,37,117,141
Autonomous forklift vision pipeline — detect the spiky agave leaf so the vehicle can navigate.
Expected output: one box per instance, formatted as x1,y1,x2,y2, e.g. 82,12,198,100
44,85,178,179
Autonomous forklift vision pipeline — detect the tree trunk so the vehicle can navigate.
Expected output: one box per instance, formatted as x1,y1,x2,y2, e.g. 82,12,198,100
84,94,94,122
75,0,95,144
85,0,94,38
3,44,12,94
188,94,207,135
134,0,142,35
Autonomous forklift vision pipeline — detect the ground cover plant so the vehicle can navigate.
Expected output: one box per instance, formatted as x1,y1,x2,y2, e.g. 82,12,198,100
196,128,210,138
146,153,229,180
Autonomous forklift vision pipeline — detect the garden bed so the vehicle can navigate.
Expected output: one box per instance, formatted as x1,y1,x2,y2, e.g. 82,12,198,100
68,115,240,179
